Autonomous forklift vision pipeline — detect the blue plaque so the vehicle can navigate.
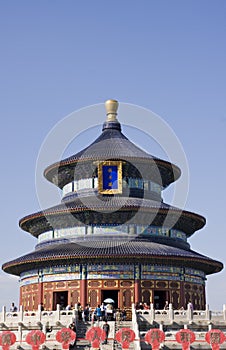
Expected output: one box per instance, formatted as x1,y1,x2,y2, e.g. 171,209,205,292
102,165,118,189
98,161,122,194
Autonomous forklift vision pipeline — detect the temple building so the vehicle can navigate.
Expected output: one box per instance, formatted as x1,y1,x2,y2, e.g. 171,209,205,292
2,100,223,312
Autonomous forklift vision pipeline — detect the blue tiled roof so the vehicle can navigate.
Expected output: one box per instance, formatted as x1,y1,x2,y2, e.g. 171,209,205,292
19,196,206,236
2,239,223,276
44,124,181,188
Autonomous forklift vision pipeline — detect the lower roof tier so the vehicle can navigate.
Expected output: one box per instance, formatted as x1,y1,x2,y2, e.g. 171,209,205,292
3,238,222,276
19,197,206,237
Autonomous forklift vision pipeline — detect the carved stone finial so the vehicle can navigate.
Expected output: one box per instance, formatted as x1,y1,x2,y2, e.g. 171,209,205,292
105,99,119,122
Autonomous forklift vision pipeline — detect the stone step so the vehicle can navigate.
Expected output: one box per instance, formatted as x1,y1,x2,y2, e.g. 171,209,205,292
75,320,136,350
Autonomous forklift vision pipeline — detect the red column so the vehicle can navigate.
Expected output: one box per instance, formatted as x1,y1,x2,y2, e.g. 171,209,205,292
134,263,141,304
37,271,44,308
181,281,185,308
38,282,43,306
80,280,87,308
80,265,87,308
134,280,141,304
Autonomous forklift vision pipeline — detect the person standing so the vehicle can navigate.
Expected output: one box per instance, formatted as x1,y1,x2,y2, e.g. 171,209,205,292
188,301,193,310
69,321,76,333
95,305,102,321
83,305,89,323
87,303,92,321
10,302,17,312
116,309,121,322
102,320,110,344
77,303,82,321
100,302,106,320
164,301,169,310
69,322,76,349
121,309,127,321
106,303,113,320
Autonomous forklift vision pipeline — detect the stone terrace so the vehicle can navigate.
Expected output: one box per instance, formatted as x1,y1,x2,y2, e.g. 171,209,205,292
1,304,226,349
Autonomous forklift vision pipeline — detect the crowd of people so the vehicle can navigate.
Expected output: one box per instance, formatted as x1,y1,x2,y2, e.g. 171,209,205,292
135,301,193,311
76,302,127,323
69,305,112,345
135,302,151,310
135,301,170,310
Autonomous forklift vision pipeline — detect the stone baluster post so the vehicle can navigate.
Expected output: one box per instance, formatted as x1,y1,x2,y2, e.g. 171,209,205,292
169,303,174,323
19,304,24,323
187,303,193,322
223,304,226,321
37,304,42,322
56,304,61,322
205,304,210,321
18,323,23,343
43,322,48,335
150,303,155,322
74,303,78,326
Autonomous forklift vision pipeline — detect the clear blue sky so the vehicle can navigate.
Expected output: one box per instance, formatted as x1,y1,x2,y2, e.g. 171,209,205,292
0,0,226,310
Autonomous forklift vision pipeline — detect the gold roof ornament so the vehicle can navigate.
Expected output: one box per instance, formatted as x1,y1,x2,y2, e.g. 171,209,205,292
105,99,119,122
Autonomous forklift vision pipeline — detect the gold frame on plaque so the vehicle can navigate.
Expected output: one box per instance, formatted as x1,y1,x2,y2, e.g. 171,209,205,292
98,161,122,194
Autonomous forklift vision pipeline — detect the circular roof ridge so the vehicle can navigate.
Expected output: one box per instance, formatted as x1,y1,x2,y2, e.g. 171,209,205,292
19,196,206,236
3,239,223,276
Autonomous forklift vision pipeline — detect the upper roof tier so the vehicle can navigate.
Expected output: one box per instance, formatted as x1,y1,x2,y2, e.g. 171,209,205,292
44,100,181,189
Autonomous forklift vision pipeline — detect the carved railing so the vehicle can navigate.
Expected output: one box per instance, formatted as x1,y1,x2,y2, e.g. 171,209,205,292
134,303,226,325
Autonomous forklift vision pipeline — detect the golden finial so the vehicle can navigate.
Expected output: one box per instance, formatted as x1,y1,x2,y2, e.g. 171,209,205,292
105,99,119,122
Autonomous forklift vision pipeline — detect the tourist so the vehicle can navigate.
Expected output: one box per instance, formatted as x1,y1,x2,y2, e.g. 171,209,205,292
69,322,76,349
95,304,102,321
102,320,110,344
10,302,17,312
164,301,169,310
116,309,121,322
143,303,150,310
77,303,82,321
106,303,113,320
82,305,89,323
188,301,193,310
100,302,106,320
69,321,76,333
121,309,127,321
91,310,96,323
87,304,92,321
139,302,144,310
